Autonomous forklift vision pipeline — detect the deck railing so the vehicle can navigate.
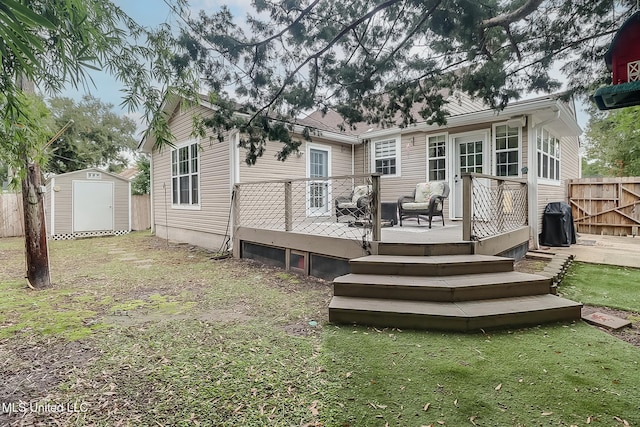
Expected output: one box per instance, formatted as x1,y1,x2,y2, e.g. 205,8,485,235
462,173,528,241
233,174,381,243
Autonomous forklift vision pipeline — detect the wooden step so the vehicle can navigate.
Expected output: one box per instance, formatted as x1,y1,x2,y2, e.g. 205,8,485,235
333,271,551,302
377,242,473,256
349,254,514,276
328,294,582,332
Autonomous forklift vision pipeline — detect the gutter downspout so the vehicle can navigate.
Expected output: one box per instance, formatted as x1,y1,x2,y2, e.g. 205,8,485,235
529,109,561,250
229,131,240,250
149,155,155,235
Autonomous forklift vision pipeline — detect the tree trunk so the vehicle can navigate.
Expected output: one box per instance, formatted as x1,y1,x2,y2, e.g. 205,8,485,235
21,161,51,289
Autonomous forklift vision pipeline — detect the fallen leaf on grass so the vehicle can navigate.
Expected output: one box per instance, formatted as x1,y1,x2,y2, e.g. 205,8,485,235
437,421,445,425
308,400,319,416
586,416,592,424
495,383,502,391
346,372,352,378
470,416,477,426
423,403,431,411
613,416,630,426
541,412,553,416
454,399,458,407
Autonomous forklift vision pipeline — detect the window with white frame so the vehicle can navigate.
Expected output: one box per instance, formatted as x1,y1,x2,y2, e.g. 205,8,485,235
427,134,446,180
494,124,520,177
372,138,398,176
537,128,561,181
171,142,200,206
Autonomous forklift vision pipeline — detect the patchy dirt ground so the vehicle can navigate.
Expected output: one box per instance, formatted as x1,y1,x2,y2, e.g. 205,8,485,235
580,305,640,349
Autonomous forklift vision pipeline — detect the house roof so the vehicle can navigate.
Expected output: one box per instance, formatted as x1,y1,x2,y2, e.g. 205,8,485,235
118,168,140,180
295,90,490,136
139,90,580,153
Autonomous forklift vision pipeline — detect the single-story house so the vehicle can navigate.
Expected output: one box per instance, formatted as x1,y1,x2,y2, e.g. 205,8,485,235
139,92,581,256
44,167,132,239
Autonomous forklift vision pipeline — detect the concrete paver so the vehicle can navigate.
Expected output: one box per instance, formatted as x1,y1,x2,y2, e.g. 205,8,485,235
539,234,640,269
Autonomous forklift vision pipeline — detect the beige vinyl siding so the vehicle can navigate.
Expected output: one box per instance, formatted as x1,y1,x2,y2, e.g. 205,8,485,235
238,139,305,182
238,134,352,183
152,104,231,249
353,142,367,175
47,169,130,235
535,134,580,231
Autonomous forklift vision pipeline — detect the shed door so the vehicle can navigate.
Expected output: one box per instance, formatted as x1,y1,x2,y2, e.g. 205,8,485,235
73,181,114,232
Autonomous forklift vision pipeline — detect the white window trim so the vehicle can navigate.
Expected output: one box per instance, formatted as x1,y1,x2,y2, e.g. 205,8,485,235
170,139,201,210
536,128,562,186
306,142,332,217
370,136,401,177
492,122,522,178
426,132,448,181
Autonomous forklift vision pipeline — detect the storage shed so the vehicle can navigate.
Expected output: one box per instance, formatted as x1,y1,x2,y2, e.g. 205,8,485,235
45,168,131,239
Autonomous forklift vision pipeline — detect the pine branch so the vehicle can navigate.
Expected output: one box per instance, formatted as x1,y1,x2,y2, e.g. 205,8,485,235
248,0,404,124
481,0,545,29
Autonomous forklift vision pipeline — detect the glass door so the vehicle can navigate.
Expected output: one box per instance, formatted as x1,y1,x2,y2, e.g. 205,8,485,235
308,148,329,216
453,133,487,218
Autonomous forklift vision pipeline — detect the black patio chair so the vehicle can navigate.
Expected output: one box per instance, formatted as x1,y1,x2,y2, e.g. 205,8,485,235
398,181,449,228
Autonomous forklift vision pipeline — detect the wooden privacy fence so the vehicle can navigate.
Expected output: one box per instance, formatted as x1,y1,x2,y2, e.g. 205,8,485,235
568,177,640,236
131,194,151,231
0,193,24,238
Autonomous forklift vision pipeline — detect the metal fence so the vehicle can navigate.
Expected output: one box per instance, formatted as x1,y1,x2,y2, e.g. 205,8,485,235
233,174,381,243
462,173,528,240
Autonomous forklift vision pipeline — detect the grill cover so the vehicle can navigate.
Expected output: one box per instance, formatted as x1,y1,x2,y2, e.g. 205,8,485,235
539,202,576,247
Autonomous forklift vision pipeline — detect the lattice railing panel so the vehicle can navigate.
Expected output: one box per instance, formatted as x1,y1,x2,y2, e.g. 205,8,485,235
235,175,375,242
471,177,528,240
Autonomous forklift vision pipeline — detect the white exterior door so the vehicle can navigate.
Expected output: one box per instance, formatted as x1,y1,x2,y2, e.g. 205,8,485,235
452,132,488,219
73,181,114,232
307,147,330,216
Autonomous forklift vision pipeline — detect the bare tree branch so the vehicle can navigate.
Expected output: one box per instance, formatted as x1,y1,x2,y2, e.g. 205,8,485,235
481,0,545,28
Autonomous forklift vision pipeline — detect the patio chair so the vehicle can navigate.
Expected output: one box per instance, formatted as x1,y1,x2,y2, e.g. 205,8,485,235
398,181,449,228
334,185,371,222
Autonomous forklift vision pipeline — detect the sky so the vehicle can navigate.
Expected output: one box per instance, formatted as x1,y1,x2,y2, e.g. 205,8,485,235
61,0,593,136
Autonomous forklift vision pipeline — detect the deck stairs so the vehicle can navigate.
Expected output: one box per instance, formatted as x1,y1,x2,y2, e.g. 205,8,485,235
328,242,582,331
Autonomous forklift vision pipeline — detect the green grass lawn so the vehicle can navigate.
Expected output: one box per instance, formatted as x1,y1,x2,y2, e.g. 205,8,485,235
560,262,640,312
1,234,639,426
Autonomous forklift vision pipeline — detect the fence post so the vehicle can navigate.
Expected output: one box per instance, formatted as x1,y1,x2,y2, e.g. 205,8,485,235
462,173,472,241
497,179,505,233
284,180,292,232
372,174,381,242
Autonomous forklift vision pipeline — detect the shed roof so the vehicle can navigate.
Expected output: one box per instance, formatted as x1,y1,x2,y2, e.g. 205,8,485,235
46,167,130,183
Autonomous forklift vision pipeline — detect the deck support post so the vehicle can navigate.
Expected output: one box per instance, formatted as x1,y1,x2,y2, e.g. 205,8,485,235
372,174,381,242
462,173,472,241
497,179,505,233
284,180,292,232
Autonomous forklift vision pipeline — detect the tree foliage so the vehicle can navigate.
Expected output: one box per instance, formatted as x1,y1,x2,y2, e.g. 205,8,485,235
0,93,54,189
584,106,640,177
169,0,634,163
45,95,138,174
131,156,151,195
0,0,196,163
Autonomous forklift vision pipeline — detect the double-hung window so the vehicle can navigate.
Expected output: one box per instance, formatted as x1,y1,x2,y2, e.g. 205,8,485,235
427,134,446,180
494,124,520,177
537,128,561,181
373,138,399,176
171,142,200,206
